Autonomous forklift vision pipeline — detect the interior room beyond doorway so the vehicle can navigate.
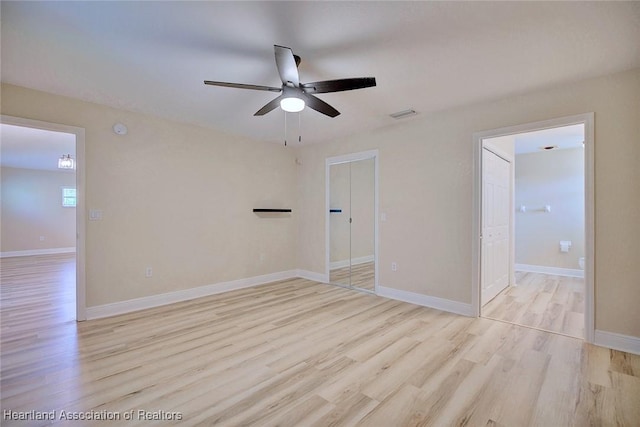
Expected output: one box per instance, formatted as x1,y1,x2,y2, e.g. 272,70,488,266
480,122,587,339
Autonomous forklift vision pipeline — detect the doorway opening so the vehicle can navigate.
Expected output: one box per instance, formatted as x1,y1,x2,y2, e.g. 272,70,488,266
0,115,86,321
472,113,594,342
325,150,379,294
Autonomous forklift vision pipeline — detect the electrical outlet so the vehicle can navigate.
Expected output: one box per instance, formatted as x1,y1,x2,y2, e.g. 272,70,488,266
391,262,397,272
145,267,153,278
39,236,45,241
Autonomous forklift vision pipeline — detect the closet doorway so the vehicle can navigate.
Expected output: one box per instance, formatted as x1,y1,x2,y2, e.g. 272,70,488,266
326,150,378,293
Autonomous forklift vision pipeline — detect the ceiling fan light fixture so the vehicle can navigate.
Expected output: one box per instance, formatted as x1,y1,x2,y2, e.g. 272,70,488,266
280,97,305,113
204,45,375,118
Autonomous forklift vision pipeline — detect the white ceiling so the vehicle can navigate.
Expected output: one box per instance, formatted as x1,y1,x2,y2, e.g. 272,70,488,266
514,124,584,155
0,124,76,172
2,2,639,145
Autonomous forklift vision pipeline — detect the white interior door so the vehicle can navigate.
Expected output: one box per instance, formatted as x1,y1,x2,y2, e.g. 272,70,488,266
481,148,511,306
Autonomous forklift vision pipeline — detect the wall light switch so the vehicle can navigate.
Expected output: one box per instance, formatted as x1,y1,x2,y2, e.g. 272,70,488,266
89,209,103,221
381,212,387,222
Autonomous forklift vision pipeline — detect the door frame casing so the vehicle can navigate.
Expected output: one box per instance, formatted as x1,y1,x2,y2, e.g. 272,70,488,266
325,150,379,293
1,115,87,321
471,113,595,342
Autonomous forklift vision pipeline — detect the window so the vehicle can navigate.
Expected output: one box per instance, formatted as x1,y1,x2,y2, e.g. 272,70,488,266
62,187,76,207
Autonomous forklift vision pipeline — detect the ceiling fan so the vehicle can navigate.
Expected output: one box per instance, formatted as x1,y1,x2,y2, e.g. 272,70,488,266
204,45,376,118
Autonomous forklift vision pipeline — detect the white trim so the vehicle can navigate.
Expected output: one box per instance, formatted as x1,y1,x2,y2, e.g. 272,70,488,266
86,270,298,320
594,330,640,356
296,269,328,283
330,259,351,270
0,247,76,258
325,150,379,293
584,113,595,343
1,115,87,321
374,154,379,293
330,254,375,270
472,113,595,344
515,264,584,278
325,149,380,166
377,286,474,317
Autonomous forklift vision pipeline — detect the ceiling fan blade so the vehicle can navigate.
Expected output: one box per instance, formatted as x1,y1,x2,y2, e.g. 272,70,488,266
301,93,340,118
274,45,300,86
254,95,284,116
204,80,282,93
301,77,376,94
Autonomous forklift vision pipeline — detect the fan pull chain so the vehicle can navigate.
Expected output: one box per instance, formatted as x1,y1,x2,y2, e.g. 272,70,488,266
283,112,303,146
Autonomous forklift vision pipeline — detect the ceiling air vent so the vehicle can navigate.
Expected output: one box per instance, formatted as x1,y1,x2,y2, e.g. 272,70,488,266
389,109,417,120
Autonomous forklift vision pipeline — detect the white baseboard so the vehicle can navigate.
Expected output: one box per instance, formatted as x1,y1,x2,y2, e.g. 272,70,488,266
377,285,473,317
594,330,640,355
515,263,584,278
296,269,328,283
86,270,298,320
330,255,374,270
0,247,76,258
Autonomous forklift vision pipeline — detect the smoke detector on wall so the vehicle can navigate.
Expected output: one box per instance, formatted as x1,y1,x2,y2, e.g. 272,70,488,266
113,123,128,135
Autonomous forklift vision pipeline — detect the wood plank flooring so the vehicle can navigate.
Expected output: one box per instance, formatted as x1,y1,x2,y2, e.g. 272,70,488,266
2,255,639,426
330,262,375,291
483,271,585,339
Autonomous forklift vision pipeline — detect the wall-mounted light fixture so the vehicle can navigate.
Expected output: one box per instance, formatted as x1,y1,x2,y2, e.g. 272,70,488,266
58,154,75,170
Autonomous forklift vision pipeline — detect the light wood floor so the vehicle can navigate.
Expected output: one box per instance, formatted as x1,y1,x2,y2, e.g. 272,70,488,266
330,262,375,291
2,255,639,426
483,271,585,339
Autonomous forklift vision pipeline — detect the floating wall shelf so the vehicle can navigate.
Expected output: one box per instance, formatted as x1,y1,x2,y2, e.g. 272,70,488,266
253,209,292,213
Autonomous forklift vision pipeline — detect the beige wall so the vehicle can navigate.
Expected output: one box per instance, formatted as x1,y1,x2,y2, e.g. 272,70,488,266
2,68,638,338
295,68,640,338
1,166,76,252
515,148,585,269
1,83,298,307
